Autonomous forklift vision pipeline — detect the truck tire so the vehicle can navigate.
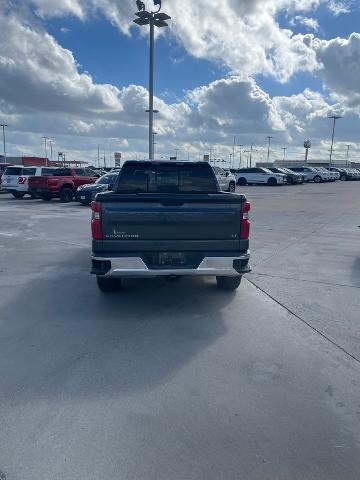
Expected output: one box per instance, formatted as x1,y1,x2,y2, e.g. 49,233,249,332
216,276,242,291
41,193,52,201
12,192,25,199
340,174,347,181
238,177,247,186
96,276,121,292
313,175,321,183
228,182,236,192
60,187,74,203
268,177,277,186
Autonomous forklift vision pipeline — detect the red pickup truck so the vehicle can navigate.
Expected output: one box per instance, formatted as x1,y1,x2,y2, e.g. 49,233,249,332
29,167,97,202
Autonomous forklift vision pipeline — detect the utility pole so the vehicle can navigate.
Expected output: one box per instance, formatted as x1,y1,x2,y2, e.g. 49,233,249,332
266,136,273,165
49,140,54,163
282,147,287,161
97,145,100,168
175,148,179,160
237,145,243,168
1,124,8,163
328,115,342,170
249,144,253,168
42,136,50,166
133,1,171,160
346,144,351,167
232,136,236,169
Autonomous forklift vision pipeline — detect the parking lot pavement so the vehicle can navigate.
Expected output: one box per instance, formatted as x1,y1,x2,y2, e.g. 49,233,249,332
0,184,360,480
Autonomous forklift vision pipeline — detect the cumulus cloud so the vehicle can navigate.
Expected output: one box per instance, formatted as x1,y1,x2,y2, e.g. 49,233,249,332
311,33,360,107
0,5,123,116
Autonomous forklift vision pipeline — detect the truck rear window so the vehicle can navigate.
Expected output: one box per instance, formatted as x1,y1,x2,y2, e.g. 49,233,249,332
117,163,218,194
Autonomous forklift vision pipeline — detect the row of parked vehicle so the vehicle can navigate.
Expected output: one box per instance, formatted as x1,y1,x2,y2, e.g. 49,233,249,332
1,162,360,204
0,164,121,203
228,166,360,185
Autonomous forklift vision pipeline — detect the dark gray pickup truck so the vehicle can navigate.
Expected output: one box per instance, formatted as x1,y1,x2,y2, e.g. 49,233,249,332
91,161,251,292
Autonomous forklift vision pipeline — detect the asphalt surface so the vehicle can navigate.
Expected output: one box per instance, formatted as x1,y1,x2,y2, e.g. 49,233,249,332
0,181,360,480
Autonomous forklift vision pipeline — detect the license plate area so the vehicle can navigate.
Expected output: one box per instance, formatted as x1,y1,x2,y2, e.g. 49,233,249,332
159,252,186,267
143,252,204,270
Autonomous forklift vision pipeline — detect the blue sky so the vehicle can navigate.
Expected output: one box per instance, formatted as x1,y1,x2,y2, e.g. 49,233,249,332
1,0,360,163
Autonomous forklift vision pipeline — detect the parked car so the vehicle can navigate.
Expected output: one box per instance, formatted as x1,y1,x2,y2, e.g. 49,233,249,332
0,163,13,186
29,167,97,202
329,167,351,181
91,160,251,292
76,173,118,205
348,168,360,180
1,166,58,198
268,167,304,184
213,166,236,192
233,167,286,186
290,166,328,183
312,167,338,182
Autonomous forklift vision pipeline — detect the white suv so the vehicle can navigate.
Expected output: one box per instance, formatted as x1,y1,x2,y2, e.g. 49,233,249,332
312,167,338,182
291,167,328,183
233,167,286,186
1,166,58,198
213,167,236,192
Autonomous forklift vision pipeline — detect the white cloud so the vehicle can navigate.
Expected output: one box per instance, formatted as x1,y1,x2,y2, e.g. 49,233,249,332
327,0,353,16
290,15,320,31
311,33,360,107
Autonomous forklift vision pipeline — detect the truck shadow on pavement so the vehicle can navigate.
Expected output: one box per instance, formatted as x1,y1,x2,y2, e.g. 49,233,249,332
0,249,237,404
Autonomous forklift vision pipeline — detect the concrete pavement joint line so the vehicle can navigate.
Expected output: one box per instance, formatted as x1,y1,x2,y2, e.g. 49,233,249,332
246,277,360,366
249,272,360,290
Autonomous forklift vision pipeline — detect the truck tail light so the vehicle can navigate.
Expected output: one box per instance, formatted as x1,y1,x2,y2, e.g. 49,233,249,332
240,201,251,240
91,201,102,240
18,176,26,184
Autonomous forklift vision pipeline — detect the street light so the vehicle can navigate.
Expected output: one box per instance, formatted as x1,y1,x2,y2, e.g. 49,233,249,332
152,132,158,156
133,1,171,160
1,124,8,163
346,144,351,167
282,147,287,162
237,144,243,168
266,136,273,165
42,136,50,166
49,140,55,163
328,114,342,170
304,140,311,164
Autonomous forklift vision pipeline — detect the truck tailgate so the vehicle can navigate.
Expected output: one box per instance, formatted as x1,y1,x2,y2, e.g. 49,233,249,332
97,193,246,253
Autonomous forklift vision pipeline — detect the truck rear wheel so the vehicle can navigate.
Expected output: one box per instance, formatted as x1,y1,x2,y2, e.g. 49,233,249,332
96,276,122,292
216,276,242,291
60,187,74,203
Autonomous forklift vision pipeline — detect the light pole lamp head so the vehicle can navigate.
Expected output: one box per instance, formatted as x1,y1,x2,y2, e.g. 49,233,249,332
136,0,145,11
304,140,311,149
153,0,162,11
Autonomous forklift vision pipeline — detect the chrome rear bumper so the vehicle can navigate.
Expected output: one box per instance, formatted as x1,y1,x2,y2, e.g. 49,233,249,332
92,253,251,278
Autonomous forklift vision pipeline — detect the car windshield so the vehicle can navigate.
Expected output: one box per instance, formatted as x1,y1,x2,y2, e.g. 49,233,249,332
261,168,272,173
96,174,117,185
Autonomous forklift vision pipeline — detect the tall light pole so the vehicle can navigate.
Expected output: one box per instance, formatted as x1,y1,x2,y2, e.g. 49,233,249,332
249,144,253,168
133,1,171,160
1,124,8,163
237,144,243,168
282,147,287,161
328,114,341,170
49,140,54,163
42,136,50,166
232,136,236,169
152,132,158,157
346,144,351,167
97,145,100,168
266,136,273,165
174,148,179,160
